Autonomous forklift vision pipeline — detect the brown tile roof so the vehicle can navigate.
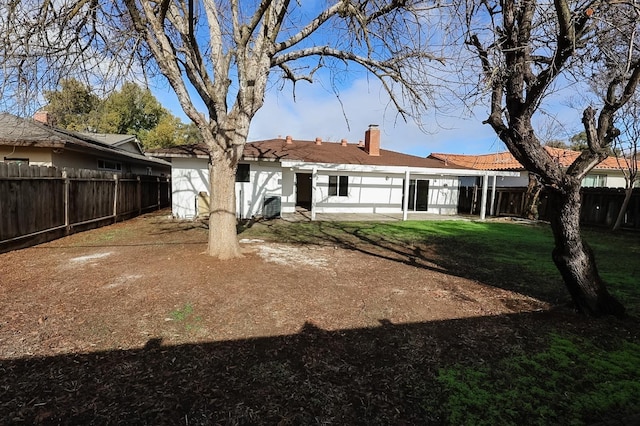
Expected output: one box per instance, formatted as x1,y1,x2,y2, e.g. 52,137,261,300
429,146,632,171
429,151,521,170
151,138,466,169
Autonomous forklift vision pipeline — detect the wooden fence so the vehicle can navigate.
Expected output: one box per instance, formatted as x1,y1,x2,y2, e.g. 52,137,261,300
0,163,170,252
459,185,640,229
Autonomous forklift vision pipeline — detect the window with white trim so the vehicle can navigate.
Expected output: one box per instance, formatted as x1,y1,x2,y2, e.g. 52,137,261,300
236,163,250,182
329,175,348,196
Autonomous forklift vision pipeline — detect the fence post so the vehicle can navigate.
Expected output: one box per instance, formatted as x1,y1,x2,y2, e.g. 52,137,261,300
137,176,142,215
113,173,119,221
63,170,70,233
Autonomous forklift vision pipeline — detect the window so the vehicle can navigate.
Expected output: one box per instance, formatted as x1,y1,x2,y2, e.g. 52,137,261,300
236,163,250,182
97,159,122,172
582,174,606,188
4,157,29,165
329,175,348,196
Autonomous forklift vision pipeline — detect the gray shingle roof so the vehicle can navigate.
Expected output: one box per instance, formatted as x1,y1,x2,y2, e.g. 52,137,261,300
0,113,169,167
150,138,464,170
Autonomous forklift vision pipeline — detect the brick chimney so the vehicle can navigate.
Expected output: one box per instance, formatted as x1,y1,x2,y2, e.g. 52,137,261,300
364,124,380,156
315,137,322,145
286,135,293,144
33,110,55,126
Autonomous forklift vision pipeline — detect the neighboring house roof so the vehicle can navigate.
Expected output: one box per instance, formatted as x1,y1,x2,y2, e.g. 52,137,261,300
429,146,631,171
150,138,466,170
0,113,169,167
149,144,210,159
78,133,144,155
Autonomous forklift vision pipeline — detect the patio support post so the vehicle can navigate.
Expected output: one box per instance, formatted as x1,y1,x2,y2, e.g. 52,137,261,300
490,174,497,216
402,169,410,221
480,172,489,220
311,167,317,221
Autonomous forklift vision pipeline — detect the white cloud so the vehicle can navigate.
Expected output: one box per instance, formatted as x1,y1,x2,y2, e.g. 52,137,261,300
157,74,606,157
248,77,504,156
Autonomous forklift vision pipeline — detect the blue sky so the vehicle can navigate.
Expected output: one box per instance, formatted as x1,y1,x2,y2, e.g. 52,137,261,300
154,74,587,157
153,75,512,157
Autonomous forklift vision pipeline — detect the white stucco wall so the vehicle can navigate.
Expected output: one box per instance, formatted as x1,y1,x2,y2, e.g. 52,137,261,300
591,172,626,189
169,159,292,220
170,157,209,219
312,172,460,215
169,160,465,219
463,171,628,189
236,161,290,218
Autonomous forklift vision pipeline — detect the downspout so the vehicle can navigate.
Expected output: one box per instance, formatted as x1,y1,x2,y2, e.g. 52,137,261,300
402,169,410,221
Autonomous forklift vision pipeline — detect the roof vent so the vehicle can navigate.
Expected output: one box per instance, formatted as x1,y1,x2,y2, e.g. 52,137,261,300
341,139,348,146
286,135,293,144
315,137,322,145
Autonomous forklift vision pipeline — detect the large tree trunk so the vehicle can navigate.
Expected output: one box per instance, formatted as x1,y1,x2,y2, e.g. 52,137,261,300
206,146,243,260
612,186,633,231
547,184,625,317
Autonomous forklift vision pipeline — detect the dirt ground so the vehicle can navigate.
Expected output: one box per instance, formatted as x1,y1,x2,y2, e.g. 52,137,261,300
0,210,550,359
0,210,635,424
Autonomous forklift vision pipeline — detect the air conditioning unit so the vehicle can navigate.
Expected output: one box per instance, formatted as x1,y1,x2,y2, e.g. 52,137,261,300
262,196,281,219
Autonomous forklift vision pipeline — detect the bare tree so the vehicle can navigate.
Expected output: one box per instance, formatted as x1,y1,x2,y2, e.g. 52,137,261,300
463,0,640,316
1,1,446,259
612,98,640,231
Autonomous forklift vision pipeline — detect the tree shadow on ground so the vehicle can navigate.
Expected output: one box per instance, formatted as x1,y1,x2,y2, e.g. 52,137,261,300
241,220,572,308
1,310,633,425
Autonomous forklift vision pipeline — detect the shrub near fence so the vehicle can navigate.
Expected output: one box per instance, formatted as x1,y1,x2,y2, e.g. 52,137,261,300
458,185,640,230
0,163,170,252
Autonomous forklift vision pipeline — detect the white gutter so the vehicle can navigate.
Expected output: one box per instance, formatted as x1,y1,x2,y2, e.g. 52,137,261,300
280,160,521,178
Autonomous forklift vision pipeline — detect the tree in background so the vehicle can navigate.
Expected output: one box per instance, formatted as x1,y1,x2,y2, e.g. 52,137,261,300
0,1,447,259
464,0,639,316
569,132,589,152
43,79,99,130
97,82,167,137
43,79,196,149
142,115,202,148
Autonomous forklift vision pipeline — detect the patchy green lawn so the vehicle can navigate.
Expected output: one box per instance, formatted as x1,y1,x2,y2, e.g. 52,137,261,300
239,218,640,424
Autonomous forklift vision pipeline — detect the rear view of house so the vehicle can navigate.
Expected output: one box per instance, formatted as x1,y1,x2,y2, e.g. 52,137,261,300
150,126,518,220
